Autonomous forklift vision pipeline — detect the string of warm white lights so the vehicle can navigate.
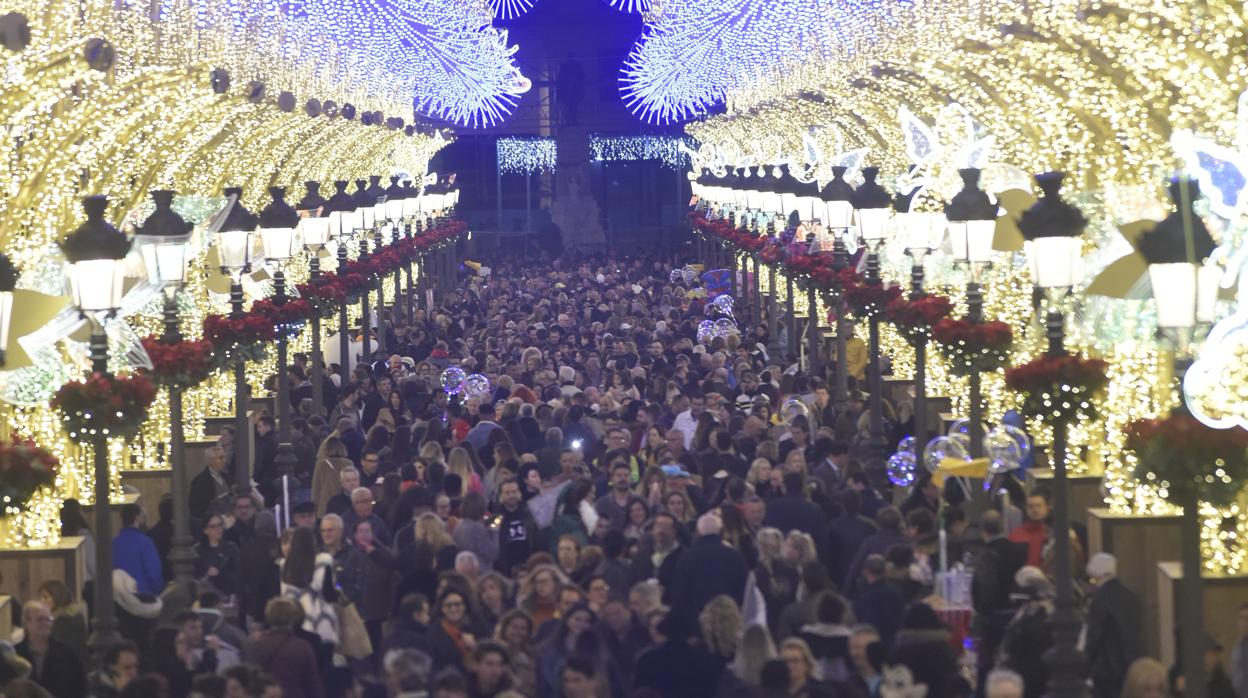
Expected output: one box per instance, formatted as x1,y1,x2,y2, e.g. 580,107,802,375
497,137,558,174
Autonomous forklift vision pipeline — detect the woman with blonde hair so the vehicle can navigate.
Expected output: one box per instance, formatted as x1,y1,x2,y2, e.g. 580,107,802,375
311,436,353,517
1121,657,1168,698
731,623,777,686
699,595,744,663
447,446,484,495
747,458,774,498
419,440,445,465
784,531,818,571
517,564,568,628
779,637,827,697
755,440,780,466
396,512,458,600
754,527,799,633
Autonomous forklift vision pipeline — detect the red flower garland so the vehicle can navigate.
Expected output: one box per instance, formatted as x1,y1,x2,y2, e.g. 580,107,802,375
884,295,955,345
251,298,315,338
1005,354,1109,424
52,372,157,440
845,283,903,320
203,314,276,368
0,440,59,517
140,337,215,390
1126,413,1248,505
931,318,1014,376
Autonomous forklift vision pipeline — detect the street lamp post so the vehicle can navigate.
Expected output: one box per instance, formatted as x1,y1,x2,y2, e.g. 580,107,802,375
1021,171,1088,698
325,181,358,377
259,187,300,441
1140,176,1220,698
61,195,131,658
853,167,894,473
136,189,194,586
215,187,258,493
897,207,945,446
944,168,998,459
385,176,407,325
367,176,389,356
822,166,854,404
297,182,330,415
354,180,375,367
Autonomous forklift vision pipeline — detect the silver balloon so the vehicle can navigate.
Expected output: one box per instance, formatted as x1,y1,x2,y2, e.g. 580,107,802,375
669,269,684,284
781,398,810,426
462,373,491,399
985,426,1022,466
712,294,736,319
713,318,738,338
923,435,969,473
1001,424,1032,461
898,435,918,456
440,366,467,395
697,320,715,344
888,452,918,487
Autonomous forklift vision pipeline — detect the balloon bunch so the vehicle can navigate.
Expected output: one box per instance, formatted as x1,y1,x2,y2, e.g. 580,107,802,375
887,421,1032,489
440,367,493,399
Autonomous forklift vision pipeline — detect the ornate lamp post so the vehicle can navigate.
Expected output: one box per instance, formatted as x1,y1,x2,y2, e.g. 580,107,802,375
353,179,375,365
821,166,854,404
325,181,358,375
61,195,131,657
853,167,894,471
367,176,389,355
944,168,997,458
1020,171,1088,698
136,190,194,586
897,202,946,445
297,182,330,415
1139,176,1220,698
258,187,300,441
214,187,258,492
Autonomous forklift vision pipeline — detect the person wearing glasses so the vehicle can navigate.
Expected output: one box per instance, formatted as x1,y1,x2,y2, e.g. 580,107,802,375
193,514,240,597
428,588,486,672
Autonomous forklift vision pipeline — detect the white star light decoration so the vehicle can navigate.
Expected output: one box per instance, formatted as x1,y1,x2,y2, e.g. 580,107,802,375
302,0,530,127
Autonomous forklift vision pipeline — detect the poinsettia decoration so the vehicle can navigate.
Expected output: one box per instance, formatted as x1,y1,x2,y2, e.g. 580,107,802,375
140,337,215,390
1126,412,1248,506
0,440,58,517
203,314,275,368
1005,354,1109,424
845,282,903,320
931,318,1013,376
52,373,157,440
251,298,314,339
885,294,955,345
297,280,347,319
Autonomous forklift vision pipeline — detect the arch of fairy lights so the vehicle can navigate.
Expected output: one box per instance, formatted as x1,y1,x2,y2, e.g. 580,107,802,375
0,0,450,547
685,0,1248,571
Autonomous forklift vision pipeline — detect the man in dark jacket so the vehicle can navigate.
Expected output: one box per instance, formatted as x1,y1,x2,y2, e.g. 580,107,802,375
851,555,904,647
763,472,826,537
15,600,87,698
1085,553,1141,698
666,514,748,633
495,480,538,575
971,510,1028,683
189,446,232,522
633,614,717,698
824,490,878,585
382,593,433,658
844,506,909,595
628,512,685,589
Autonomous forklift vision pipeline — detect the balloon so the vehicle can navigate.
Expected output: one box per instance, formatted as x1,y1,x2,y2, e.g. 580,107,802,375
713,318,738,338
985,426,1022,466
697,320,715,344
781,398,810,426
681,268,698,284
1001,424,1032,462
440,366,467,395
898,435,918,455
669,269,684,284
462,373,491,399
987,454,1022,477
712,294,736,319
923,435,969,473
887,452,918,487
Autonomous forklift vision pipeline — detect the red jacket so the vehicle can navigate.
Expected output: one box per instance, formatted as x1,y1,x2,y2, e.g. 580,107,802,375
1008,520,1049,568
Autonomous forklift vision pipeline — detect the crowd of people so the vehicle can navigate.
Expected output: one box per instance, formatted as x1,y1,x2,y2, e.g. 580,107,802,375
0,249,1231,698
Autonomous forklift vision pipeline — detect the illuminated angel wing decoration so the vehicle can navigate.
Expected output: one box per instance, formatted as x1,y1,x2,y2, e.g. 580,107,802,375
1184,309,1248,430
790,129,823,183
1170,129,1248,220
899,107,939,164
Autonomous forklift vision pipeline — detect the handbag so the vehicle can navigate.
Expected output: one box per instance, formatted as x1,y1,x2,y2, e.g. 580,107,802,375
335,601,373,659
